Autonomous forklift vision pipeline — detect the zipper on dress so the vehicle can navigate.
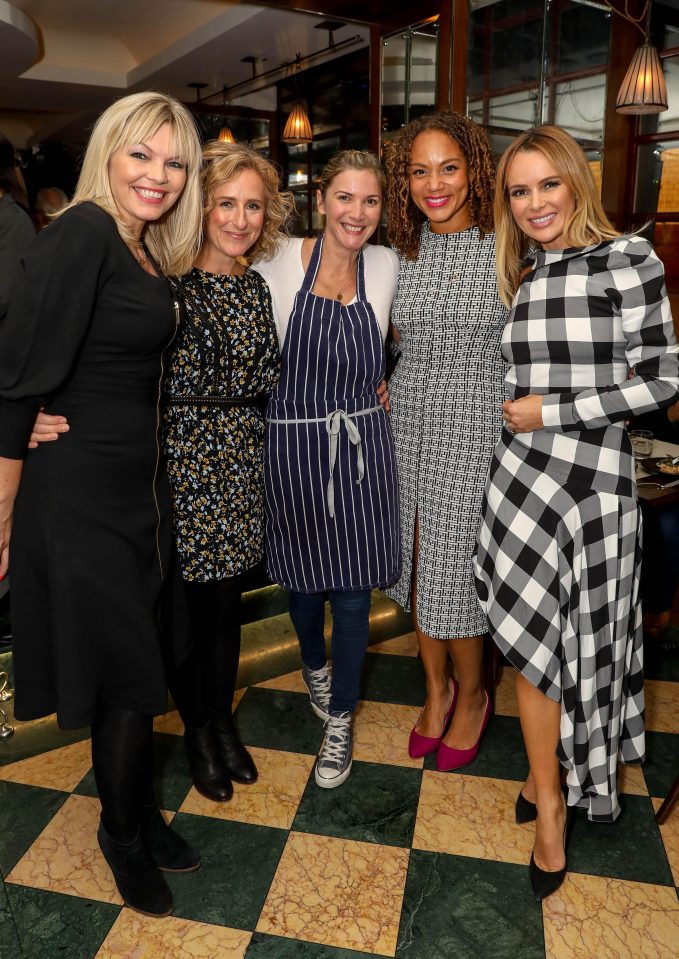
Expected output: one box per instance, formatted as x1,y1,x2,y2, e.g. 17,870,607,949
152,298,182,580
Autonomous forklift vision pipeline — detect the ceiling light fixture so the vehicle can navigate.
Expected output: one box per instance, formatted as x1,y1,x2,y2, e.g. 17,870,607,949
604,0,668,114
282,54,312,145
217,85,235,143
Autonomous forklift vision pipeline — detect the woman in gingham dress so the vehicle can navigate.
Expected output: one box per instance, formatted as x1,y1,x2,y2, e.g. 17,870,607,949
474,126,679,900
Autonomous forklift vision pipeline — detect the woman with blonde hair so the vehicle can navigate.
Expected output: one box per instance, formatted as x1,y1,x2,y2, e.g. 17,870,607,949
474,124,679,899
0,91,204,917
384,112,507,771
162,140,294,801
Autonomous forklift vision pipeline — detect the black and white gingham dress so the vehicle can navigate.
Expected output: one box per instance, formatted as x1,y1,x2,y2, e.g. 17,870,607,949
474,235,679,822
387,225,507,638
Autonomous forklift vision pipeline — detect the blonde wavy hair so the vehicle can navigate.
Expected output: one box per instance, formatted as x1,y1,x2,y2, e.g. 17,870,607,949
495,124,619,307
385,113,495,260
201,140,294,262
59,91,203,276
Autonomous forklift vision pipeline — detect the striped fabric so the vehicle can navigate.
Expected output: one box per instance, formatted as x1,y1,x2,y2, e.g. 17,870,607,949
474,235,679,822
264,236,401,592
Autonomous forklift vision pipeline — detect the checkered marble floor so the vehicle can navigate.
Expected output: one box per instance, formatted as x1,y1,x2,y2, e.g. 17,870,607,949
1,596,678,958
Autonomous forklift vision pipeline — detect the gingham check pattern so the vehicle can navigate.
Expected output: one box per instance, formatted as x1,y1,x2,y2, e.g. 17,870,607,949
474,235,678,822
387,225,508,639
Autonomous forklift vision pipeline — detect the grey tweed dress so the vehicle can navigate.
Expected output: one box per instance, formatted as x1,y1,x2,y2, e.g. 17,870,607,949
387,224,507,639
473,236,679,822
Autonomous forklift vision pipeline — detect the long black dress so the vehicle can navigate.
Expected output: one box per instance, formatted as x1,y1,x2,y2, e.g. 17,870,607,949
0,202,187,729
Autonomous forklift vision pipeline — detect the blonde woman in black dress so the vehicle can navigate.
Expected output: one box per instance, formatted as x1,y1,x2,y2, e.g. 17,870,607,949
0,92,204,918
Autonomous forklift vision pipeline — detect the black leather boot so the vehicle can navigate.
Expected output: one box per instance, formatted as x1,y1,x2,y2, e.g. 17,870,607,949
211,712,258,785
184,724,233,802
97,818,173,917
140,804,201,873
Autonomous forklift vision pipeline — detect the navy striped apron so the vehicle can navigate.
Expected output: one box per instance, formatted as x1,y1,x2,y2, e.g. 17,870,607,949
264,236,401,593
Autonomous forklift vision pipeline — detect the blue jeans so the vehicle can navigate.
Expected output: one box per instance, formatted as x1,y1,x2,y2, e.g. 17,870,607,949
288,589,372,715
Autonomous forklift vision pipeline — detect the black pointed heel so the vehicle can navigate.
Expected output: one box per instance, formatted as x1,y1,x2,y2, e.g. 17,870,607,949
515,791,538,824
529,804,574,901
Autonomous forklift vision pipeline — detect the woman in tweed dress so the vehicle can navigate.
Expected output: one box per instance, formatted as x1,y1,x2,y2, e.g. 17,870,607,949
474,126,679,899
385,114,507,770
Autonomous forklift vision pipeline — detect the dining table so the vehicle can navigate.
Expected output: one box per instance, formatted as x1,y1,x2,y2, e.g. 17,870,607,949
636,438,679,506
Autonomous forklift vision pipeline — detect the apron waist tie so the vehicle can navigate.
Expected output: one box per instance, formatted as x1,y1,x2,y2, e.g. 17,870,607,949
268,405,380,517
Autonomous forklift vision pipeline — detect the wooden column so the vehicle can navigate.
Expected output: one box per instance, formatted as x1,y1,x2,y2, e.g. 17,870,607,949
601,2,645,229
369,25,382,154
436,0,469,113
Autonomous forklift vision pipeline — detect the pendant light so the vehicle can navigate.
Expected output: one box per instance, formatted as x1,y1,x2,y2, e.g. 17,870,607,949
612,0,668,114
283,54,312,145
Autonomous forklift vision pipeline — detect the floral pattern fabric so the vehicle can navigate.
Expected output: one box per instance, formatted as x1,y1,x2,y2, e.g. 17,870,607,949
163,267,280,582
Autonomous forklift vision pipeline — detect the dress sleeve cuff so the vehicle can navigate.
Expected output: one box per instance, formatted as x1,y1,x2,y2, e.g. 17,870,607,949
0,399,39,459
541,394,575,431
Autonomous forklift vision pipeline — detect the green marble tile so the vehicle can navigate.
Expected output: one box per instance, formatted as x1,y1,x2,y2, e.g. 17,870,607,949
423,714,529,782
165,813,287,929
293,760,421,847
568,794,674,886
644,632,679,681
5,884,119,959
0,881,21,954
643,730,679,799
0,781,68,874
74,731,193,811
397,850,544,959
238,613,303,689
246,932,375,957
359,652,426,706
234,687,324,755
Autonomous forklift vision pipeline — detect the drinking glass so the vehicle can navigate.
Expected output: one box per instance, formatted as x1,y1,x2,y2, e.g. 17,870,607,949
630,429,654,461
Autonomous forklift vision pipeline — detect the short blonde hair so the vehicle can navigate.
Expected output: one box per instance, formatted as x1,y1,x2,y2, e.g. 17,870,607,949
495,124,618,307
318,150,386,199
61,91,203,276
201,140,294,262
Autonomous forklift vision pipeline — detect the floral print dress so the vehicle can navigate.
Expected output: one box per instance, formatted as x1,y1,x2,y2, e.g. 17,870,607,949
163,267,280,582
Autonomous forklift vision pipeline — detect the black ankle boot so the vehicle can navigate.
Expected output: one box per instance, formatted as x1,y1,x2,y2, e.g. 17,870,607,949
140,804,201,873
184,724,233,802
97,819,173,917
211,712,258,785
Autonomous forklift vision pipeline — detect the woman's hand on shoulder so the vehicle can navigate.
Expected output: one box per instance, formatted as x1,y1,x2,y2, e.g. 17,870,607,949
502,395,544,434
28,410,69,449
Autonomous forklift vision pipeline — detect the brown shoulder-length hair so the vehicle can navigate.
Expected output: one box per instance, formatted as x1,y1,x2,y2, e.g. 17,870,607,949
495,124,619,307
385,112,496,260
201,140,294,263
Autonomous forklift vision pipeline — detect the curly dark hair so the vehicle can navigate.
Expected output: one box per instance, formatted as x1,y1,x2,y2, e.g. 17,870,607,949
385,112,496,260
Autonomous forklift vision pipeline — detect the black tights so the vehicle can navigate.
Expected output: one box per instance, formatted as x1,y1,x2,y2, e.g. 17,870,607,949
91,706,154,843
169,577,243,729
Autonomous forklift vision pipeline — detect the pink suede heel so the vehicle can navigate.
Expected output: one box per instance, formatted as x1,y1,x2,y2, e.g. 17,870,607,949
436,690,492,771
408,680,458,759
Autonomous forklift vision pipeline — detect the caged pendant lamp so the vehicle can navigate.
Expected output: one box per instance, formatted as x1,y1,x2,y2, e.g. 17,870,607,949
282,54,312,145
613,0,668,114
217,86,236,142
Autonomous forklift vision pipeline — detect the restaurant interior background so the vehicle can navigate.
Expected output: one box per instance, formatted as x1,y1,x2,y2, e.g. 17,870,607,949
1,0,678,324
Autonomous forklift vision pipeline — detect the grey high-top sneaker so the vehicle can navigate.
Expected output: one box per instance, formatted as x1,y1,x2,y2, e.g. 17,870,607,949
301,663,332,720
315,711,353,788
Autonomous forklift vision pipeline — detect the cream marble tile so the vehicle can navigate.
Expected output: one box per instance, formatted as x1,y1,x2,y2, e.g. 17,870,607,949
413,772,533,865
180,747,314,829
543,872,679,959
493,666,519,718
95,912,251,959
0,738,92,792
256,670,307,694
7,794,122,904
369,632,419,657
256,831,409,956
653,797,679,887
645,680,679,734
617,762,647,797
353,700,423,769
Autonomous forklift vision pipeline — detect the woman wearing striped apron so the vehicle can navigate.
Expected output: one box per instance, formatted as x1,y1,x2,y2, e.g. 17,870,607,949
257,151,401,788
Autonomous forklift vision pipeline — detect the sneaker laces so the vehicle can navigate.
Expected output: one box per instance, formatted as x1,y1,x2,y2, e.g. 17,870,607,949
307,666,331,702
320,714,351,766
